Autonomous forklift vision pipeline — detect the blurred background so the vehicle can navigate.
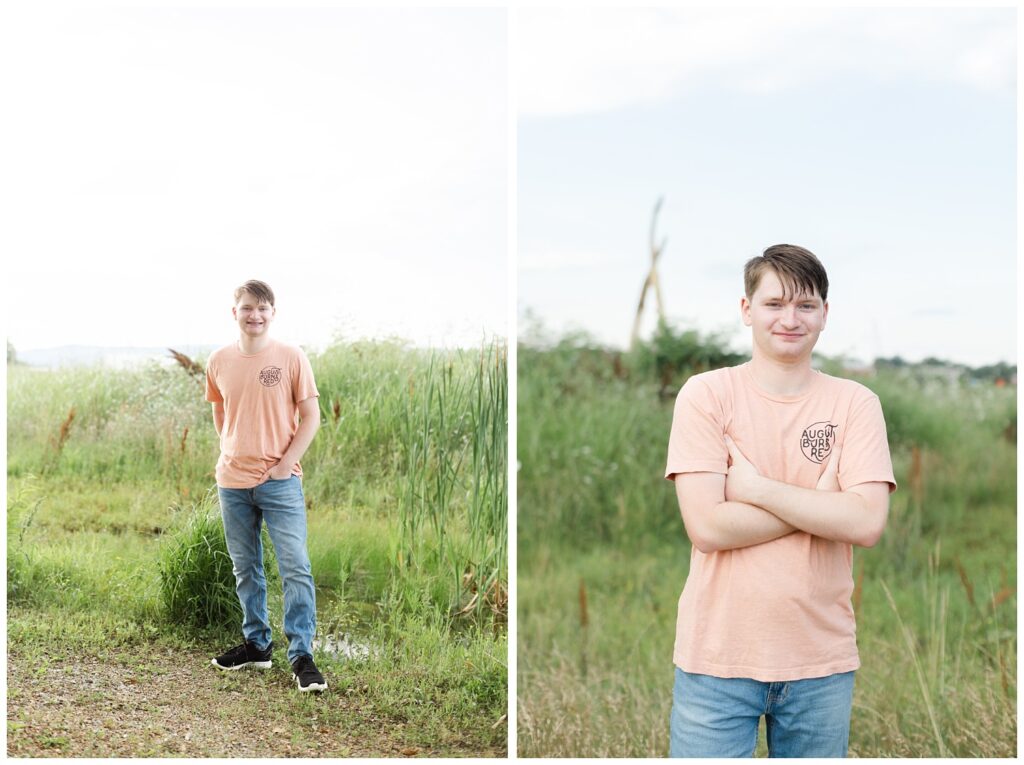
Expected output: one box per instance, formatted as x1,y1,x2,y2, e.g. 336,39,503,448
516,7,1016,757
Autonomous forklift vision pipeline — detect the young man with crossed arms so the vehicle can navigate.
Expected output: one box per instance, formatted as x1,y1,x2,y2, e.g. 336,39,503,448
665,245,896,757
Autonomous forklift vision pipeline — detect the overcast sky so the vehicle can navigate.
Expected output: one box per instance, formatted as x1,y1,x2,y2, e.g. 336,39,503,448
1,7,507,352
517,7,1016,367
1,6,1017,367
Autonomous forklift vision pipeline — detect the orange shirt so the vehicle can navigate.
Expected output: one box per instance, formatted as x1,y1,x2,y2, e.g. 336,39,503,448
665,363,896,681
205,339,320,489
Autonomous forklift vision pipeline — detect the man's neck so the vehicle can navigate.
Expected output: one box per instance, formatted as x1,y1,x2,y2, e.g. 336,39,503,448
237,334,272,356
747,352,817,396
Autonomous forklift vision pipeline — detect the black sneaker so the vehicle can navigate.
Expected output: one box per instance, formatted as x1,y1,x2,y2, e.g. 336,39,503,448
211,640,274,671
291,655,327,692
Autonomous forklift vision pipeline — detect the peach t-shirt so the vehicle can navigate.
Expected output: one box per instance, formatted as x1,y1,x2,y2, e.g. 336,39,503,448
665,363,896,682
205,339,320,489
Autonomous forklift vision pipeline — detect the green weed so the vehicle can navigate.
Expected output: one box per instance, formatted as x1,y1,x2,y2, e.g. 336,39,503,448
157,489,279,630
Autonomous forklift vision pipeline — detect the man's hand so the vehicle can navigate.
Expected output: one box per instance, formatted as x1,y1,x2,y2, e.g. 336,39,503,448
265,461,293,481
815,445,842,492
724,435,764,505
726,435,842,504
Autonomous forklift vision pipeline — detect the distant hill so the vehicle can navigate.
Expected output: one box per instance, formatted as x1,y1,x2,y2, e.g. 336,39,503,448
13,345,218,369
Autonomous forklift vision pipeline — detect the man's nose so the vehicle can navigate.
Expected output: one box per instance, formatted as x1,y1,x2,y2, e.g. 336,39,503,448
780,305,799,326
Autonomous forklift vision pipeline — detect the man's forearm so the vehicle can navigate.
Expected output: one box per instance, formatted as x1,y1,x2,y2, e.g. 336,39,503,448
749,477,881,547
280,418,319,468
700,501,799,552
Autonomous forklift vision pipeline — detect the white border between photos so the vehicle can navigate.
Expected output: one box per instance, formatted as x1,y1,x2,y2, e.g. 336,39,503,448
507,4,519,761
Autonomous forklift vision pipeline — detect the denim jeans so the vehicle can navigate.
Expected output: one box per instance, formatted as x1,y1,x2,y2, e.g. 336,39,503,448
669,667,855,758
218,476,316,664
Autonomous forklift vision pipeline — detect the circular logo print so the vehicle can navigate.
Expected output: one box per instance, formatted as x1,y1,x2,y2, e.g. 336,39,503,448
259,366,282,387
800,421,838,464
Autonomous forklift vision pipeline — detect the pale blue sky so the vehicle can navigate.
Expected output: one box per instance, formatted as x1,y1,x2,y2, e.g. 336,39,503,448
518,7,1016,367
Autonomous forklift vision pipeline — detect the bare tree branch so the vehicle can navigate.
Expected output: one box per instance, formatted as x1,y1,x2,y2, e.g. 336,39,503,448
630,196,667,350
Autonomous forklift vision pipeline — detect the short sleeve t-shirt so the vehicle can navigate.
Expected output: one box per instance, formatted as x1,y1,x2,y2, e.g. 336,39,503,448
205,339,320,489
665,362,896,682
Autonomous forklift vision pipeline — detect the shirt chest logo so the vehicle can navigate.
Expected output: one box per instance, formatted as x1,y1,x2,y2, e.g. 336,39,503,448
800,421,838,463
259,366,282,387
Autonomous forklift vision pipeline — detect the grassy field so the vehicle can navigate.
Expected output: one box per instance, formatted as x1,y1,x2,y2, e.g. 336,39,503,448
7,339,507,757
517,335,1016,757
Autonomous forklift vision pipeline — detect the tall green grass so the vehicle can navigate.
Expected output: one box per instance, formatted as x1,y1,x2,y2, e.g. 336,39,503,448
8,339,508,623
157,488,281,630
517,339,682,549
397,343,508,618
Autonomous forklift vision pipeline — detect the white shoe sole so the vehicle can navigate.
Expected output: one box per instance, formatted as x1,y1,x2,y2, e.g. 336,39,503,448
293,674,327,692
211,659,273,671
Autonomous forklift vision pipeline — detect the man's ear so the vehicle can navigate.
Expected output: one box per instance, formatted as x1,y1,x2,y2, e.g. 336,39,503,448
821,300,829,330
740,296,752,327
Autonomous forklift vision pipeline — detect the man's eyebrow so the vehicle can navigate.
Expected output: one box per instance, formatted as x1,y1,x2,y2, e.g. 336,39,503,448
761,294,820,303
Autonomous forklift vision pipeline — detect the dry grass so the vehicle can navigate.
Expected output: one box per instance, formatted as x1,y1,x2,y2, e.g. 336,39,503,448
519,658,669,757
52,406,76,452
167,348,203,377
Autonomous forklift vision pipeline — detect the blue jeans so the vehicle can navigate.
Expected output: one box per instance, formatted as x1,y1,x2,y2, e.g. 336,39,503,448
669,667,855,758
218,476,317,664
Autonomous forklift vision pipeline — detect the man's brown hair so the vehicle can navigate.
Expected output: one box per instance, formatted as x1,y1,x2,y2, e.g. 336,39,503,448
233,279,275,307
744,244,829,302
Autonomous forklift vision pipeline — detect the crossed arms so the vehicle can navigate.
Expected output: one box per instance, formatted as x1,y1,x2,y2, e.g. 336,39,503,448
675,436,889,553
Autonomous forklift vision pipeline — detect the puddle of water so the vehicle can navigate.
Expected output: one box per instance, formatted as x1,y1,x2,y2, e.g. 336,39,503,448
313,590,385,661
312,632,382,662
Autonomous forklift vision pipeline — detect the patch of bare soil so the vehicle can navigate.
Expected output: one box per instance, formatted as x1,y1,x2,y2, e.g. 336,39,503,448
7,646,487,758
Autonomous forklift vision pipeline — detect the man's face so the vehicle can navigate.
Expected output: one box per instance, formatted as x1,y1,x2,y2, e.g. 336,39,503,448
741,270,828,363
232,292,275,337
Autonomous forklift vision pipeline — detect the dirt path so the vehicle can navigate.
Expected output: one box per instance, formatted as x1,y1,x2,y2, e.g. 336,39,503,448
8,645,489,757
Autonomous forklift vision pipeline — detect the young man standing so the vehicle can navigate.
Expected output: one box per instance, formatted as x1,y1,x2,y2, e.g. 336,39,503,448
665,245,896,757
205,279,327,693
